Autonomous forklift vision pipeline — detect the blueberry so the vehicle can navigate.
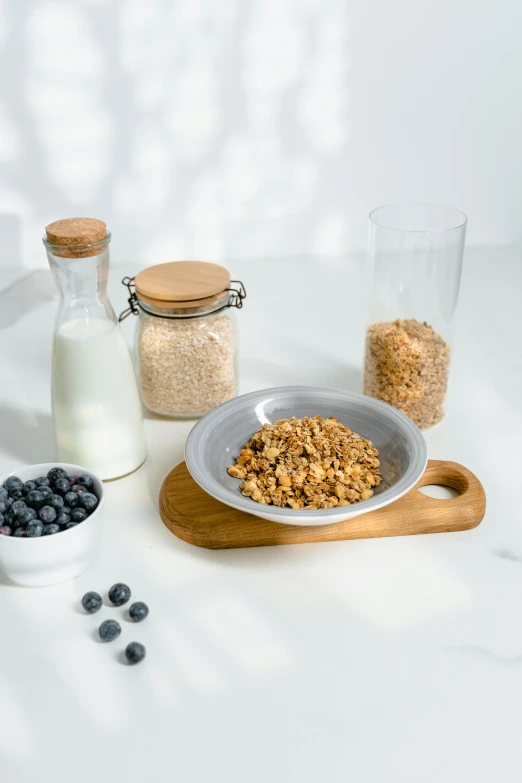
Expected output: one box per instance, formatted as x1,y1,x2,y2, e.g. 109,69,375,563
9,489,23,501
22,481,37,496
68,475,80,486
12,500,28,517
65,522,79,529
0,525,12,536
0,513,3,525
0,487,8,500
54,478,71,496
99,619,121,642
129,602,149,623
26,520,44,537
47,494,64,511
71,507,88,522
26,490,45,509
38,506,57,524
3,510,14,526
56,510,72,526
79,492,98,513
72,484,87,494
108,583,131,606
3,476,23,491
0,500,8,514
47,467,68,484
17,508,37,526
64,491,79,509
82,591,103,614
78,475,94,491
35,476,51,488
42,523,60,535
125,642,146,664
13,527,26,537
37,486,52,500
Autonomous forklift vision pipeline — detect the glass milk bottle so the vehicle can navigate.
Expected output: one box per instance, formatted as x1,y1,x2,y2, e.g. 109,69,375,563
44,218,147,479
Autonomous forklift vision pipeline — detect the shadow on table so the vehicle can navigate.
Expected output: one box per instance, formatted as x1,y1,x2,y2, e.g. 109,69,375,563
0,404,54,464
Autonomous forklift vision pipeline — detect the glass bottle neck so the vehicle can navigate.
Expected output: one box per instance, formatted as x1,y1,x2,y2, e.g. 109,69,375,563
47,245,116,328
49,248,108,300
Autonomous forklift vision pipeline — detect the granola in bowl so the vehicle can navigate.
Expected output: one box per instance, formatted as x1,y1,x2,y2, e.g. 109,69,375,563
227,415,381,509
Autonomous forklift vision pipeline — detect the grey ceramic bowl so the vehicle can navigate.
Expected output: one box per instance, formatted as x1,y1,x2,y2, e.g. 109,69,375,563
185,386,428,526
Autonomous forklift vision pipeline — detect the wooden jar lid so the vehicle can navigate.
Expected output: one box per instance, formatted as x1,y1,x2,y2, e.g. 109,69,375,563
135,261,231,307
45,218,107,258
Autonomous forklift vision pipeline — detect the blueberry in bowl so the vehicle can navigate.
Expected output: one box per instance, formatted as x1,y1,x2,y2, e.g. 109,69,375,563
0,463,105,587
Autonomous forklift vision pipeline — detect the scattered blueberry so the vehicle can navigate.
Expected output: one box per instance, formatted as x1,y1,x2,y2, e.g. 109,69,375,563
79,492,98,513
108,583,131,606
0,526,12,536
53,478,71,496
42,523,60,536
78,475,94,491
65,522,79,529
35,477,51,488
3,476,23,491
47,494,64,511
26,490,45,509
22,481,37,496
99,619,121,642
71,508,88,522
37,486,52,500
13,528,26,537
82,591,103,614
47,467,68,483
11,500,28,517
26,520,44,537
64,491,79,508
129,602,149,623
72,484,87,494
9,489,23,501
125,642,146,664
38,506,57,524
56,510,72,526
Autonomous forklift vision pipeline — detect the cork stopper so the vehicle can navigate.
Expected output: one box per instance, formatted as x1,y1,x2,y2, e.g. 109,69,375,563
45,217,108,258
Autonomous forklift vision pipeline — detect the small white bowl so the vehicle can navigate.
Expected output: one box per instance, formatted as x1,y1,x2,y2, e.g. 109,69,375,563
0,462,104,587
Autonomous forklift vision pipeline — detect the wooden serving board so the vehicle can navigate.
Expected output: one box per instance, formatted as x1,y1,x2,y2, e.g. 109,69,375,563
159,460,486,550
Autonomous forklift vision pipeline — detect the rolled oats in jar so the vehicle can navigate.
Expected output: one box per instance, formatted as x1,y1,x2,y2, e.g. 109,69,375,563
120,261,245,418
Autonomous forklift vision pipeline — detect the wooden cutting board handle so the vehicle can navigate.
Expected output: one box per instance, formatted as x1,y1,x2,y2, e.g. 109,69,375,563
159,460,486,550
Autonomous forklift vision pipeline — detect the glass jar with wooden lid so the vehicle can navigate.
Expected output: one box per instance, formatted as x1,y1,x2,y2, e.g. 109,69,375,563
120,261,246,418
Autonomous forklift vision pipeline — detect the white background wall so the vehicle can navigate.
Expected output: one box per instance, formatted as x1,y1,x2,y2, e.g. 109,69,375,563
0,0,521,269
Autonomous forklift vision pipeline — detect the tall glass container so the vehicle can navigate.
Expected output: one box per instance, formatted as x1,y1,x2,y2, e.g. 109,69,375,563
44,218,147,479
363,204,467,429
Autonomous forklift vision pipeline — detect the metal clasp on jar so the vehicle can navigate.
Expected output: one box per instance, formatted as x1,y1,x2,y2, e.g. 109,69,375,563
118,277,246,321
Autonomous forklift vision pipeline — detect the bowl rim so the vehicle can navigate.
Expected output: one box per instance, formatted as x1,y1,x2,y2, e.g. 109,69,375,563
0,462,105,543
185,385,428,523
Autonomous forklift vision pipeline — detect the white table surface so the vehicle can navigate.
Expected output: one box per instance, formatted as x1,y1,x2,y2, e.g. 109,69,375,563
1,247,521,783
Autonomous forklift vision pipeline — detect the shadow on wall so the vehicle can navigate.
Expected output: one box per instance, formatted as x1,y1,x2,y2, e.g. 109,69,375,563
0,404,55,464
0,0,351,267
0,270,55,329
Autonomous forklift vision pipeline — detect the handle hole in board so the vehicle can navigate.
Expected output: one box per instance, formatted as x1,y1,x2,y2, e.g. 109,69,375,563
419,485,460,500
